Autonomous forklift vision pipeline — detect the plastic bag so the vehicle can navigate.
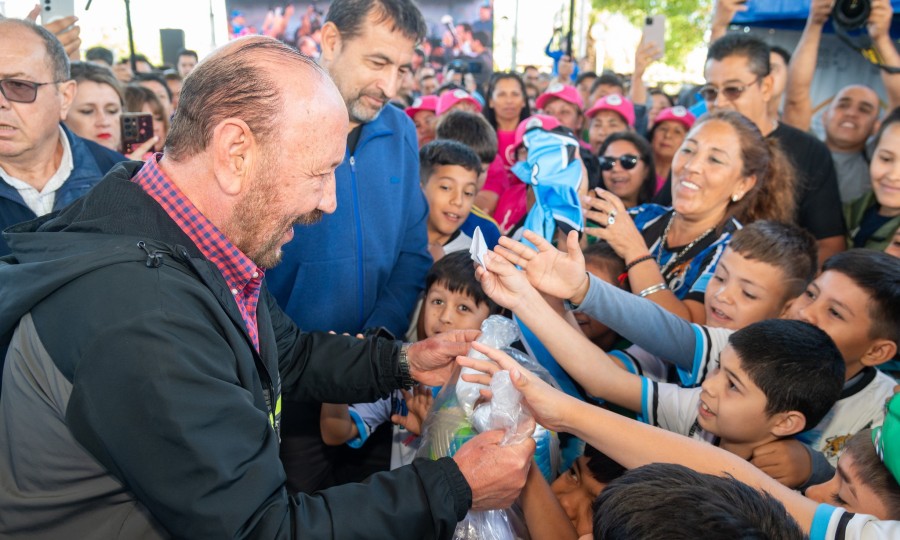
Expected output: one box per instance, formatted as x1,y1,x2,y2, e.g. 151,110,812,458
455,315,520,418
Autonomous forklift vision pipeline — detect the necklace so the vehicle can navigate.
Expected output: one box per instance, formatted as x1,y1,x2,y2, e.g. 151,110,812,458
656,212,716,277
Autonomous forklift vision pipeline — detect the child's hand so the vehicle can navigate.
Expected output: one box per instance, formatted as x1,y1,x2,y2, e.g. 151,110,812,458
474,250,538,312
750,439,812,488
391,384,434,435
458,341,577,433
494,230,588,302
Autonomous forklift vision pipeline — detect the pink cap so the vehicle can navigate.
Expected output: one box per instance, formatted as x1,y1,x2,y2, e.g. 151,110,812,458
585,94,635,127
436,89,483,116
513,114,561,150
652,106,696,130
535,82,584,111
405,95,439,119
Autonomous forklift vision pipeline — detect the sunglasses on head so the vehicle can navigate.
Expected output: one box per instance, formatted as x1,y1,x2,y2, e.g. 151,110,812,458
598,154,640,171
0,78,61,104
698,76,761,103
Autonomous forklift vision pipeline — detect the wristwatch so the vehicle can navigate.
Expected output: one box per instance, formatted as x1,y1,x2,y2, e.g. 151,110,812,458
398,343,415,389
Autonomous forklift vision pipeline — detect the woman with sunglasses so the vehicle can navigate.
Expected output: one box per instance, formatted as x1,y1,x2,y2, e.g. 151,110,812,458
596,132,655,209
583,110,796,323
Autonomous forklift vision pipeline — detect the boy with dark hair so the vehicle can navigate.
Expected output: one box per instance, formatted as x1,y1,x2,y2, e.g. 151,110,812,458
434,110,503,249
321,251,502,468
549,444,626,536
594,463,805,540
419,140,482,259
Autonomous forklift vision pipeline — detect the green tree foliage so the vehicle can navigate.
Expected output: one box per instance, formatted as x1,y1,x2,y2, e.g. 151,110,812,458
591,0,714,69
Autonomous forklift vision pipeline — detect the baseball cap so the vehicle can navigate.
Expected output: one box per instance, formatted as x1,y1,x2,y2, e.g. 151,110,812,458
535,82,584,111
436,89,483,116
585,94,635,127
653,106,696,131
405,95,439,119
513,114,561,151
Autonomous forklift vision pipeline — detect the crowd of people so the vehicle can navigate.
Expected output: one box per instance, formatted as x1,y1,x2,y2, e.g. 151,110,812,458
1,0,900,538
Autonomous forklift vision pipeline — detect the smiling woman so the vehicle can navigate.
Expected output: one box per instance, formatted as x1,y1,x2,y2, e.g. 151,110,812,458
585,110,797,324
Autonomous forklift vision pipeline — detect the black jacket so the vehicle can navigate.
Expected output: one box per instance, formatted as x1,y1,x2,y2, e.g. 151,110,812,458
0,162,470,539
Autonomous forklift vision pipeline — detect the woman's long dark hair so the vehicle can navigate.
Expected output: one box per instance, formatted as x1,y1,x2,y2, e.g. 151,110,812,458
482,72,530,131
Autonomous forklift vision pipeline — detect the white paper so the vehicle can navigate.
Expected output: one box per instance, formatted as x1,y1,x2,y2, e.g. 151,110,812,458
469,226,487,268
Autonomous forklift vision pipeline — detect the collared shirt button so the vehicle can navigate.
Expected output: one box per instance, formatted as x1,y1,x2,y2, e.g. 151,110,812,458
231,288,239,295
252,272,259,279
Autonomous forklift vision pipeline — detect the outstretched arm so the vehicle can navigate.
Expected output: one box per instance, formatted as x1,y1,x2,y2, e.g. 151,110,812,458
783,0,832,130
869,0,900,110
710,0,749,42
459,346,821,534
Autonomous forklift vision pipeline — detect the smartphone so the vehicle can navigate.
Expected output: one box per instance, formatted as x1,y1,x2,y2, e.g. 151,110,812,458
121,113,154,155
642,15,666,60
41,0,76,24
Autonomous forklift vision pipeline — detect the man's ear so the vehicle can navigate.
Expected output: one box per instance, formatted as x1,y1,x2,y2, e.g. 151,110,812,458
210,118,255,197
771,410,807,438
861,338,899,368
58,80,77,121
318,21,342,65
759,73,775,104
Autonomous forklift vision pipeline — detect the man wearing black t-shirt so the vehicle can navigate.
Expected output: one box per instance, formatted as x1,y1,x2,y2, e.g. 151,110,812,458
657,34,846,265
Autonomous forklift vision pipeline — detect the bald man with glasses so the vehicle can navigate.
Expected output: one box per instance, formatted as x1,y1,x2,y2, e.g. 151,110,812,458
0,18,124,256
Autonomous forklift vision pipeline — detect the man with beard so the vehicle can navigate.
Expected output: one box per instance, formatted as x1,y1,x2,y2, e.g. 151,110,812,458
264,0,434,492
0,35,536,539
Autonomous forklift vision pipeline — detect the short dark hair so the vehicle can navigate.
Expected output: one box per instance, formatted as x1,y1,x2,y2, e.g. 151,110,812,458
70,61,124,104
85,46,115,66
177,49,199,62
822,250,900,344
133,72,173,103
729,319,845,429
325,0,426,43
132,53,153,69
166,37,323,161
583,444,626,484
843,429,900,520
597,131,656,206
649,88,674,107
472,31,490,48
0,19,69,82
575,71,598,86
707,33,771,79
435,110,498,164
590,71,624,96
419,140,482,184
425,251,500,313
594,463,805,540
728,220,818,303
770,45,792,66
583,240,626,283
873,107,900,150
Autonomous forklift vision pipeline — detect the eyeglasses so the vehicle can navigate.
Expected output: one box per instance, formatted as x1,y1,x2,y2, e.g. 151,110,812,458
0,79,61,104
698,76,761,103
598,154,640,171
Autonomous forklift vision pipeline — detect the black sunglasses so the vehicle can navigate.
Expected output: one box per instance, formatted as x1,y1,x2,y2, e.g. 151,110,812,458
0,78,61,104
698,76,761,103
598,154,640,171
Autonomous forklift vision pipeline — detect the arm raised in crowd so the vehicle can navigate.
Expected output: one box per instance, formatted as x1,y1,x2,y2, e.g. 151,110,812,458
783,0,833,130
869,0,900,110
710,0,750,43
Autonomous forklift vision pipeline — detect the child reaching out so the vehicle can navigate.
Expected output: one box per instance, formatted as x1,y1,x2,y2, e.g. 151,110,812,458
320,251,502,469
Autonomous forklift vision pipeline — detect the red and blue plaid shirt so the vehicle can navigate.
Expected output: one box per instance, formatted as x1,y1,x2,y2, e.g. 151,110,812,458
132,154,264,352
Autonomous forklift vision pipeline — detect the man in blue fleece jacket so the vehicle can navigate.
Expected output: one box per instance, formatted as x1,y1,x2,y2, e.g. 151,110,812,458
264,0,434,491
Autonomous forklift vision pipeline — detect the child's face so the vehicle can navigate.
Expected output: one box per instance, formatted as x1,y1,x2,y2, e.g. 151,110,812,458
413,110,437,147
423,165,478,240
785,270,879,379
870,123,900,213
806,450,892,519
698,345,782,452
550,455,606,536
573,260,620,350
588,111,628,154
704,248,793,331
422,281,491,338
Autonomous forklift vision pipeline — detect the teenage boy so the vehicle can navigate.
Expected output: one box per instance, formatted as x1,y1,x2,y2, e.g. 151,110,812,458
419,140,482,260
321,251,502,468
473,245,845,463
